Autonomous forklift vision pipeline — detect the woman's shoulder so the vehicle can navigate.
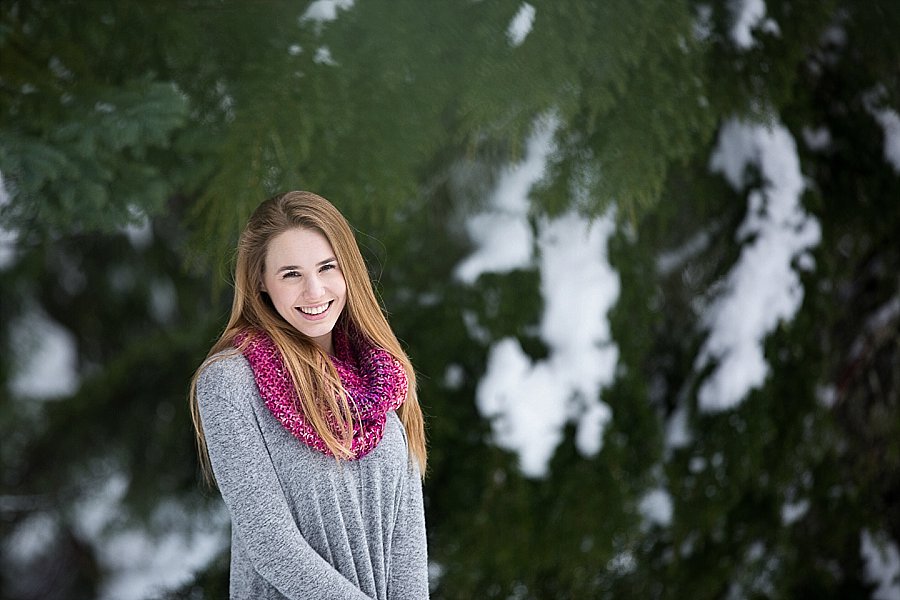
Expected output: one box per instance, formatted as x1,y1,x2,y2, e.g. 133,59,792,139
386,411,406,443
196,349,255,399
367,411,410,465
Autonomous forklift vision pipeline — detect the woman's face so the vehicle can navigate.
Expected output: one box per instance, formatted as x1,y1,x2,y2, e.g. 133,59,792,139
261,227,347,354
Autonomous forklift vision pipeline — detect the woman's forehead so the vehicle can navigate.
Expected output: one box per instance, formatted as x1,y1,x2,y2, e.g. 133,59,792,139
265,228,336,265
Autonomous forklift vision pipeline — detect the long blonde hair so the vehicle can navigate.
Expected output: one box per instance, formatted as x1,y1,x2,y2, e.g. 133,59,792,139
189,191,426,482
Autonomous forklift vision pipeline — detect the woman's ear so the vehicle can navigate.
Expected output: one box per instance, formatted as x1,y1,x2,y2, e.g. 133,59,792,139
259,278,267,293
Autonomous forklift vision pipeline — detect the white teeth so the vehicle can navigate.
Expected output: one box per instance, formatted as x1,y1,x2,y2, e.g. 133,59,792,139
299,302,330,315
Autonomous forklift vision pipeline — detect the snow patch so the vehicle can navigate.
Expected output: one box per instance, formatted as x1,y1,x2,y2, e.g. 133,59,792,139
576,399,612,458
477,338,570,477
3,512,60,565
861,529,900,600
0,170,17,270
74,472,228,600
536,211,618,460
507,3,536,47
313,46,339,66
657,229,713,276
455,116,556,284
150,278,178,324
123,208,152,249
428,560,445,590
9,307,80,400
729,0,780,49
443,364,465,390
697,118,821,412
462,309,491,344
665,403,693,450
301,0,354,23
802,126,832,152
862,88,900,174
693,4,714,42
816,384,837,409
780,498,810,525
460,116,619,477
689,455,707,473
606,551,637,575
639,487,674,527
872,107,900,174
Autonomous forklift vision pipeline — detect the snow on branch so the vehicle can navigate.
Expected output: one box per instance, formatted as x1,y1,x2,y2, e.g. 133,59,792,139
696,118,820,412
457,115,620,477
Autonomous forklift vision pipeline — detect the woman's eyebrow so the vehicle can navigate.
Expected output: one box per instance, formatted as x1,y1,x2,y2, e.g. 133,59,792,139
276,257,336,273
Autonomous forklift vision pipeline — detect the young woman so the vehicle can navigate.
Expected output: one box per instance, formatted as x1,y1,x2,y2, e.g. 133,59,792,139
190,191,428,599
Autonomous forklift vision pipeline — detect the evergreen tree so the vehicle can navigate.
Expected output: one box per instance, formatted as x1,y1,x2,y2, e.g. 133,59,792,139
1,1,897,598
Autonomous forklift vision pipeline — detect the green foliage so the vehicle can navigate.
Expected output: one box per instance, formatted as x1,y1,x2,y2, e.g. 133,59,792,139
0,2,190,235
2,0,899,599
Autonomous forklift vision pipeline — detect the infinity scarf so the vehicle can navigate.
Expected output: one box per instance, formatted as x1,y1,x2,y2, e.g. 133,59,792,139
235,327,408,460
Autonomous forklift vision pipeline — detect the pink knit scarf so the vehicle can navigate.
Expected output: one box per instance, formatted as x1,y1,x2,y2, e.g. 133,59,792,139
235,327,408,459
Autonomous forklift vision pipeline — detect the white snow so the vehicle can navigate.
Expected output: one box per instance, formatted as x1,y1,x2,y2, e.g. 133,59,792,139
606,551,637,575
802,126,832,152
725,540,778,599
861,529,900,600
665,403,693,449
477,338,570,477
123,207,152,249
0,222,14,269
428,560,445,590
9,307,80,400
507,3,536,47
0,170,17,270
780,498,810,525
689,455,707,473
639,487,674,527
863,90,900,175
99,510,224,600
536,211,619,459
657,229,713,276
872,107,900,174
443,364,465,390
816,383,837,409
729,0,779,49
869,296,900,331
576,398,612,458
74,472,129,540
301,0,354,23
730,0,766,48
696,118,821,412
693,4,714,42
454,116,556,284
313,46,339,66
74,471,228,600
3,511,59,565
461,309,491,344
150,278,178,324
459,116,620,477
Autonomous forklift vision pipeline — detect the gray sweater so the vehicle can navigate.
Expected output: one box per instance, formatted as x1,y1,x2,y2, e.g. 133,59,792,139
197,352,429,599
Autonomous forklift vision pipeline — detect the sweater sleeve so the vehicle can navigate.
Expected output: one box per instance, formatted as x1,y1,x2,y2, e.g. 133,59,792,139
387,459,429,599
197,355,373,600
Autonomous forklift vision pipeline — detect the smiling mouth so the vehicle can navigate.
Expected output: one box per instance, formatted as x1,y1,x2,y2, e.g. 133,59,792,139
296,301,333,319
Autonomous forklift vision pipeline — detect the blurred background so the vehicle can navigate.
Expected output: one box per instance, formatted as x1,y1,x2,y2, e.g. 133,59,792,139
1,0,899,598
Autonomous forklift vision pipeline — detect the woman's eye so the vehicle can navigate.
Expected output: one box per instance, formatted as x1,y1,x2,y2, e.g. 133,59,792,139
282,271,301,279
320,263,336,273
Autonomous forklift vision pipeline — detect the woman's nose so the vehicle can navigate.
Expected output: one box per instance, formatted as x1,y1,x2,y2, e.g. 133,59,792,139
303,275,325,298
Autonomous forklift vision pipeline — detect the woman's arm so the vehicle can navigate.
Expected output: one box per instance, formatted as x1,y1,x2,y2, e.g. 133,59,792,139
387,459,429,599
198,356,372,600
